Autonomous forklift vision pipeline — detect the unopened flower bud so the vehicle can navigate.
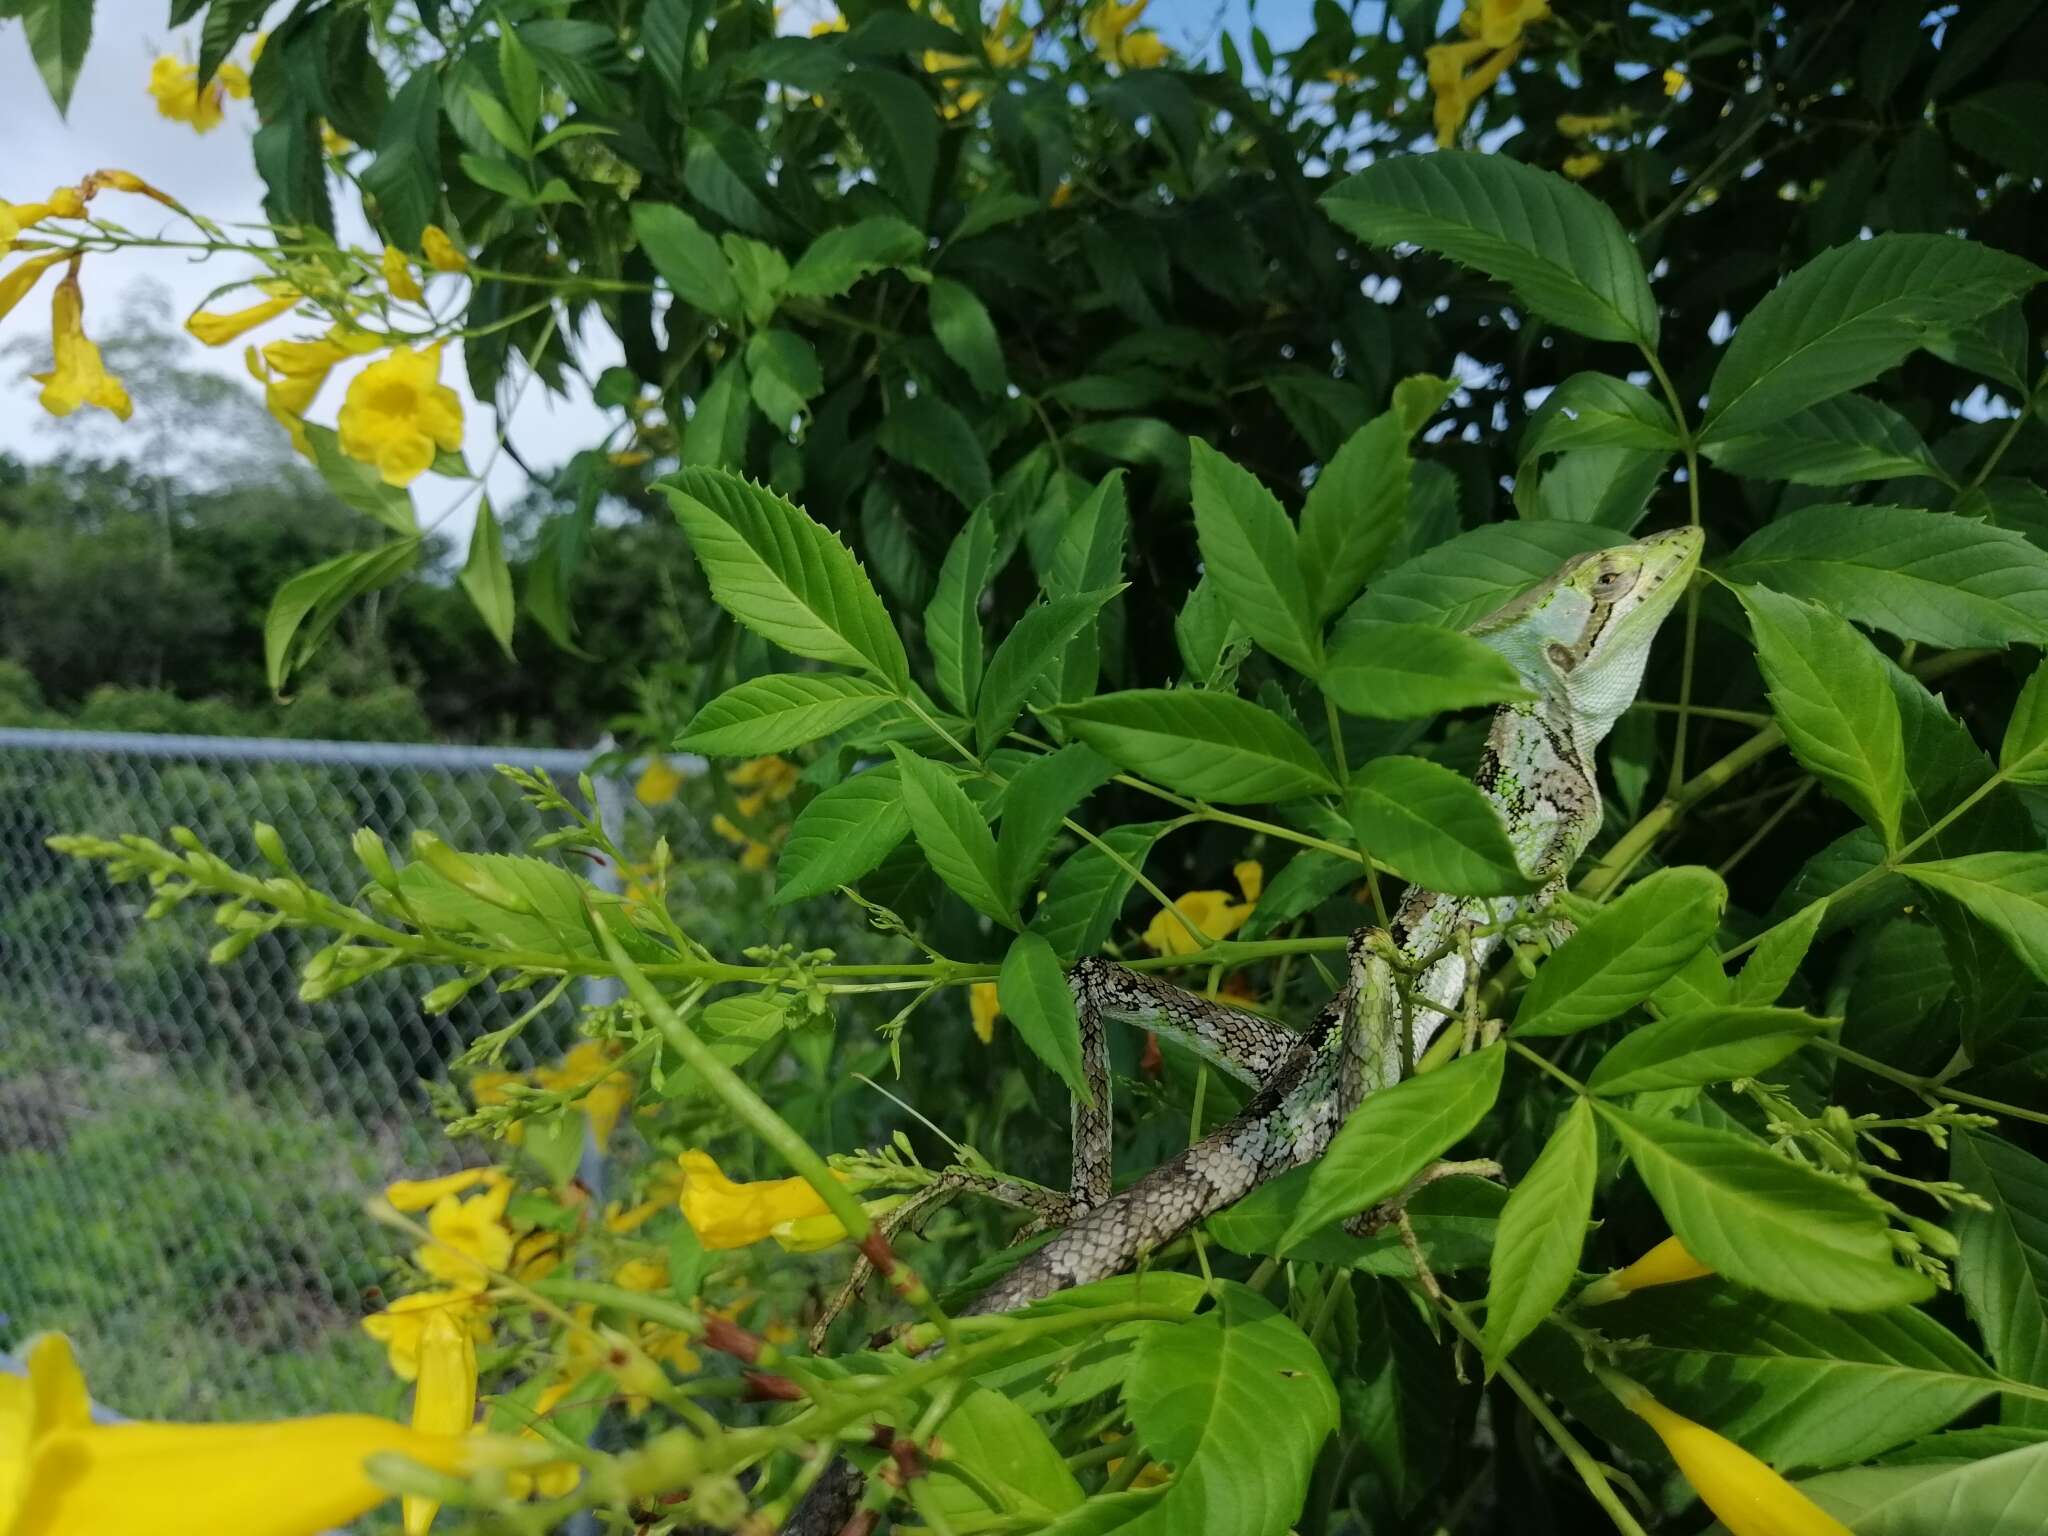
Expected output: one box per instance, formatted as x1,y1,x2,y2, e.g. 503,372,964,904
354,827,401,890
252,822,290,870
1577,1235,1714,1306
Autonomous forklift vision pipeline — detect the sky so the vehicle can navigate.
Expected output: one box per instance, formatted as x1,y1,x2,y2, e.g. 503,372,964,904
0,0,1335,541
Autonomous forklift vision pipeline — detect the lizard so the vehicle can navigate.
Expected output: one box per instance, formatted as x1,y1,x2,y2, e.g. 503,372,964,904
784,524,1702,1531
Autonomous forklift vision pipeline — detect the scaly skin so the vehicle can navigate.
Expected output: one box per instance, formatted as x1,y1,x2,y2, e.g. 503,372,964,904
782,526,1701,1532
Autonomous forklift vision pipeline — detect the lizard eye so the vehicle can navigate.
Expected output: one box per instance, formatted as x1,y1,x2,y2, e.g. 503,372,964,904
1592,566,1638,598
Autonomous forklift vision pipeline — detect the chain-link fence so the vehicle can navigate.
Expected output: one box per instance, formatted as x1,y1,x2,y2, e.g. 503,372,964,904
0,727,676,1427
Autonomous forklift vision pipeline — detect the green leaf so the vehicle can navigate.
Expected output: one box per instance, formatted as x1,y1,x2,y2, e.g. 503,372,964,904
925,506,997,714
1046,691,1336,804
1724,506,2048,648
662,470,909,689
458,497,516,659
1900,854,2048,984
1787,1442,2048,1535
1952,83,2048,180
1513,867,1727,1037
465,86,531,157
1174,575,1249,688
1347,756,1538,897
784,216,927,299
926,1386,1085,1523
842,66,938,219
1335,522,1621,635
1953,1133,2048,1425
775,765,909,904
1120,1284,1338,1536
1321,152,1659,347
1282,1045,1506,1248
1520,373,1681,459
1046,471,1130,700
1030,820,1169,963
302,423,416,535
265,540,421,697
722,234,789,328
1299,412,1411,622
1484,1097,1598,1365
976,590,1119,753
1188,439,1322,677
891,746,1012,927
1605,1286,2001,1468
1513,444,1667,532
23,0,91,114
677,674,897,755
879,393,992,508
1323,622,1531,720
930,277,1008,396
631,203,741,321
996,745,1116,912
361,69,441,248
1734,900,1827,1006
1702,396,1941,486
999,931,1091,1103
744,330,823,425
1594,1103,1933,1310
1737,585,1906,850
2005,662,2048,783
681,356,752,470
1703,235,2044,442
1587,1006,1832,1096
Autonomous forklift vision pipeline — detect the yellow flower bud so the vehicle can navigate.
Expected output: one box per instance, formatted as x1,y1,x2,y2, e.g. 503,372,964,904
1577,1234,1714,1306
421,224,469,273
1602,1370,1853,1536
970,980,1002,1044
1557,111,1630,137
0,251,66,324
1664,66,1687,97
1563,152,1607,180
382,244,425,302
186,288,301,346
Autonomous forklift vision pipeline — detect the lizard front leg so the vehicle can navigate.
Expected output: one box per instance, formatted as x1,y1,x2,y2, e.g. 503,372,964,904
1064,958,1300,1210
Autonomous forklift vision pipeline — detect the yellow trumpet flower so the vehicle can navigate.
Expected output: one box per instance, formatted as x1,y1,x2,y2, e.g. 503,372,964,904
336,342,465,487
3,1332,482,1536
34,273,131,422
1142,860,1264,956
147,56,229,133
678,1148,849,1251
403,1311,479,1536
1601,1370,1853,1536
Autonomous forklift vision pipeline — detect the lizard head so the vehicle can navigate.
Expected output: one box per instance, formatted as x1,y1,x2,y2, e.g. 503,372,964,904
1469,526,1703,749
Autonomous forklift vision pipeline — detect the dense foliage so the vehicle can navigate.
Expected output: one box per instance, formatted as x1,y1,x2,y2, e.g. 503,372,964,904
14,0,2048,1533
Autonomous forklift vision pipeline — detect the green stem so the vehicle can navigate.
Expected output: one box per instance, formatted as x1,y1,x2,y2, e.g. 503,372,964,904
1436,1298,1650,1536
593,916,874,1244
1818,1041,2048,1129
1961,365,2046,493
